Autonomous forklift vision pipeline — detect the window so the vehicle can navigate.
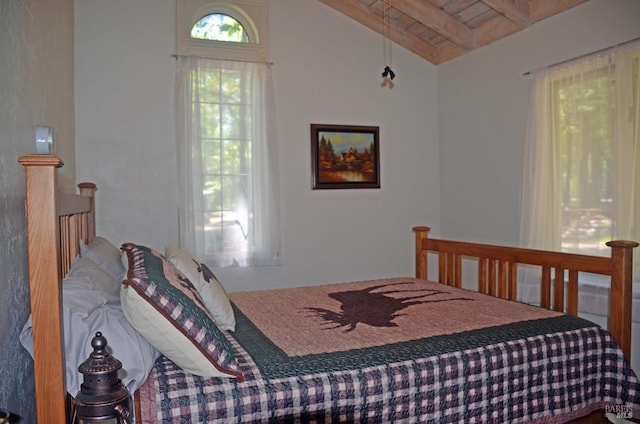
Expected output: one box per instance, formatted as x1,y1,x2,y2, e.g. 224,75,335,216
176,0,268,62
520,41,640,281
555,63,615,256
175,0,279,268
190,13,249,42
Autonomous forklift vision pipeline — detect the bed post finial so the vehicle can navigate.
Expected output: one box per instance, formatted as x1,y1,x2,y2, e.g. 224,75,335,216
413,226,431,279
606,240,638,361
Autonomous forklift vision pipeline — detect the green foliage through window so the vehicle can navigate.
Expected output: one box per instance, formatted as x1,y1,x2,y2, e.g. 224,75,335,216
554,65,614,255
191,13,249,43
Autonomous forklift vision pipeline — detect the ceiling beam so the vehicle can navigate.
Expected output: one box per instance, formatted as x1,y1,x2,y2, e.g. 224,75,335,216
481,0,530,27
529,0,589,22
392,0,475,51
317,0,439,63
473,14,521,48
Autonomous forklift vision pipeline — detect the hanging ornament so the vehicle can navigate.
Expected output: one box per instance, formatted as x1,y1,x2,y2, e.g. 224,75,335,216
381,0,395,87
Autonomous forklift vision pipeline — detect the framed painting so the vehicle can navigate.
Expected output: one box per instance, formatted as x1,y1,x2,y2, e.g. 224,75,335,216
310,124,380,189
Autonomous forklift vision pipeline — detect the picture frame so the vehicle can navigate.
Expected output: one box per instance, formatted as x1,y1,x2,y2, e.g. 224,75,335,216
310,124,380,189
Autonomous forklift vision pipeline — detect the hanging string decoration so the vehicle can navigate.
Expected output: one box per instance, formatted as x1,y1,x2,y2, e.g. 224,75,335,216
381,0,395,85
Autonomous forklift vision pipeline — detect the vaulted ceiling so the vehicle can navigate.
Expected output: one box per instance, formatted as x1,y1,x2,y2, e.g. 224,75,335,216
317,0,589,65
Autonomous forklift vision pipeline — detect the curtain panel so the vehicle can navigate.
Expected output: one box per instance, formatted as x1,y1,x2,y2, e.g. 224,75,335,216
174,57,281,267
520,41,640,303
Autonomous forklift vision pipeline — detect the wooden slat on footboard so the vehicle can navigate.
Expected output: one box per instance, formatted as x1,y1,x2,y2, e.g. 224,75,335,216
413,226,638,362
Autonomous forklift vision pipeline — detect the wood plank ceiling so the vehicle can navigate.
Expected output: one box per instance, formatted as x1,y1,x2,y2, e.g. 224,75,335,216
317,0,589,65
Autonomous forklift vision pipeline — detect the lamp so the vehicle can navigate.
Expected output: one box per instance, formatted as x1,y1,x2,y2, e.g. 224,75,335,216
73,332,131,424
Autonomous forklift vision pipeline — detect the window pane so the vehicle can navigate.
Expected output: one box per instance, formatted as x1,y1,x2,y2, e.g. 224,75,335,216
203,175,221,212
221,139,250,176
202,138,221,175
203,174,250,264
556,67,614,256
220,70,244,103
221,104,250,139
200,103,220,138
191,13,249,43
197,70,220,99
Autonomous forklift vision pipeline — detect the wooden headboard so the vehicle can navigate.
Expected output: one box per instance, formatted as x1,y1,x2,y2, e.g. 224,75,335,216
20,155,97,423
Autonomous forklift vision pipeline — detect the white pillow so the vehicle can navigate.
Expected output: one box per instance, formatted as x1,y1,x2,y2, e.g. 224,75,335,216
19,257,158,395
81,236,126,281
164,245,236,331
65,257,121,303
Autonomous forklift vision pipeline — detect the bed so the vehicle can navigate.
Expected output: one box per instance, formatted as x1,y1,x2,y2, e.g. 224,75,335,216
19,154,639,423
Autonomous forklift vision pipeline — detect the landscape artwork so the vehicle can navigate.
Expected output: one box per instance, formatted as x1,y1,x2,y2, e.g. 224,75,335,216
310,124,380,189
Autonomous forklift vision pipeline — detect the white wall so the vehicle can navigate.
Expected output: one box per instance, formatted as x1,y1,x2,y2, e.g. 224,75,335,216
437,0,640,245
75,0,440,291
75,0,178,251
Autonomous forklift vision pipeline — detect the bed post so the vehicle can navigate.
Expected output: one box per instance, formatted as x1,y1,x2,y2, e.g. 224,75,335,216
413,226,430,279
607,240,638,361
19,155,68,424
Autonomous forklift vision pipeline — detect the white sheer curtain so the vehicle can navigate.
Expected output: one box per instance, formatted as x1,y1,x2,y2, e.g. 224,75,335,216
174,57,281,267
614,45,640,263
520,41,640,303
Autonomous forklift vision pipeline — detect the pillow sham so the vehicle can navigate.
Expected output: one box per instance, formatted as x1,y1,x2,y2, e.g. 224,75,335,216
81,236,126,281
19,256,158,396
164,245,235,331
120,243,243,380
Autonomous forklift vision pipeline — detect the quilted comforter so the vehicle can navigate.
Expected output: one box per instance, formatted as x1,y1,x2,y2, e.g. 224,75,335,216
137,278,640,423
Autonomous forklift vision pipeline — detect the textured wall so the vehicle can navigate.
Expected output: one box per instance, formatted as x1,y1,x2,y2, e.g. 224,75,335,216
0,0,74,421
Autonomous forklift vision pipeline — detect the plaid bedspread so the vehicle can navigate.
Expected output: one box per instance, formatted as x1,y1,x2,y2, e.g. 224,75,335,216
137,281,640,423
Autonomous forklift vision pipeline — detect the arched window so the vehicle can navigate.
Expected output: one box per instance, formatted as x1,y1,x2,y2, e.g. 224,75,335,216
190,13,249,42
174,0,279,268
177,0,268,62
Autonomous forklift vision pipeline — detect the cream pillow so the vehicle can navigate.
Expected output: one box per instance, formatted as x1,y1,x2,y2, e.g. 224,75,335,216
165,245,236,332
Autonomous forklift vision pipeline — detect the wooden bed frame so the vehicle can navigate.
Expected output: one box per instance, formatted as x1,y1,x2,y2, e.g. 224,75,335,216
20,155,638,423
20,156,97,423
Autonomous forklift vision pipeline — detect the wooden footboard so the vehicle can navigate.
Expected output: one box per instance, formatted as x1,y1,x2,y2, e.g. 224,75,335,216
20,155,97,424
413,226,638,362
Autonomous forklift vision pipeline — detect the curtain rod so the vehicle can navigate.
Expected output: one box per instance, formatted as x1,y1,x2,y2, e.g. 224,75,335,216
522,36,640,76
171,54,274,65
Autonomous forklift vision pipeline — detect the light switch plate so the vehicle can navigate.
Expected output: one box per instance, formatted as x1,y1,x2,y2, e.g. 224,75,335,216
35,126,53,154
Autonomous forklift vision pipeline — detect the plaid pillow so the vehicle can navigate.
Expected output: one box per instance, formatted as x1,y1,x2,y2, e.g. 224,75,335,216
121,243,243,380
